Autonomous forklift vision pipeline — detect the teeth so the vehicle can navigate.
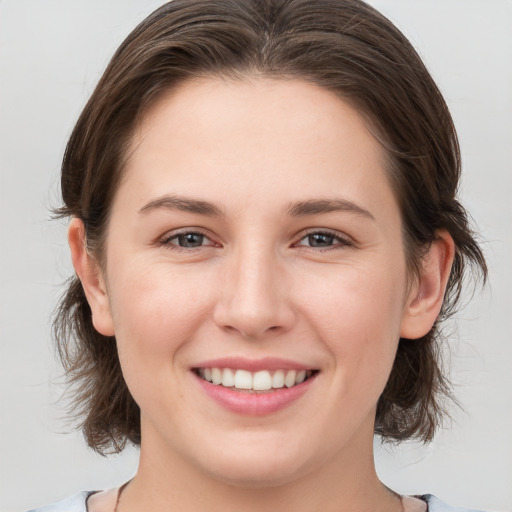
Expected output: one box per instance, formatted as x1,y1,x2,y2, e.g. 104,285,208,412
253,370,272,391
199,367,313,391
211,367,222,385
234,369,252,390
221,368,235,387
296,370,306,384
284,370,296,388
272,370,285,388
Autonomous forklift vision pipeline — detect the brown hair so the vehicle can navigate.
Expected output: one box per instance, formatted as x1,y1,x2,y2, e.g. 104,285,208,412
54,0,487,454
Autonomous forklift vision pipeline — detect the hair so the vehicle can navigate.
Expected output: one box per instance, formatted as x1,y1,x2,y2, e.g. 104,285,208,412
54,0,487,454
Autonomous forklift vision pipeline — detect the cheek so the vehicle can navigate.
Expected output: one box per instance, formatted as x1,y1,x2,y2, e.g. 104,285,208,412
107,263,212,378
299,261,406,380
107,269,215,423
302,260,406,334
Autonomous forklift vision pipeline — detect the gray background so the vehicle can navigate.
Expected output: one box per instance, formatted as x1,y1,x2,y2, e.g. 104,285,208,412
0,1,510,511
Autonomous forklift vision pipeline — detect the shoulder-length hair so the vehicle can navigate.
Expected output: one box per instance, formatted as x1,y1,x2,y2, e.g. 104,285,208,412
54,0,487,454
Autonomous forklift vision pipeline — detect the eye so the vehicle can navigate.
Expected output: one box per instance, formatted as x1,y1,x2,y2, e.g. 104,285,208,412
161,231,215,249
296,231,352,250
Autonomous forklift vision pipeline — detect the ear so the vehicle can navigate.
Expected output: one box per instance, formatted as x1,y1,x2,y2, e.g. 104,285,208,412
400,230,455,340
68,218,115,336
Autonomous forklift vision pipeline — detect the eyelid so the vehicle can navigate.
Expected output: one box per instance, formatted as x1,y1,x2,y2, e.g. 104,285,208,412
158,227,219,249
156,227,353,251
293,228,354,249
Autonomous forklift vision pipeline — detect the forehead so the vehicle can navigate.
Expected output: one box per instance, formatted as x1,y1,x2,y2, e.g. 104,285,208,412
120,76,398,223
132,76,377,163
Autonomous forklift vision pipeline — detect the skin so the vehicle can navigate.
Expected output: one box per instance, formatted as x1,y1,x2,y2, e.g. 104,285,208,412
71,77,454,512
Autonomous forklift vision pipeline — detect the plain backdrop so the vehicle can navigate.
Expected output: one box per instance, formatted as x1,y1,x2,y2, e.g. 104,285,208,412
0,1,511,511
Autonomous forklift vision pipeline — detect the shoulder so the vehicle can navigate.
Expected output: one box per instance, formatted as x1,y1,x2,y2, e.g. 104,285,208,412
422,494,488,512
26,491,95,512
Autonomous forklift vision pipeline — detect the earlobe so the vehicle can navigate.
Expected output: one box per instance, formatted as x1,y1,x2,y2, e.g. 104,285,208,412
400,230,455,340
68,218,115,337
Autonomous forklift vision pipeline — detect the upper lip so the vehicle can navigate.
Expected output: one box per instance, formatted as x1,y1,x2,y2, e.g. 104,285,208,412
192,357,315,372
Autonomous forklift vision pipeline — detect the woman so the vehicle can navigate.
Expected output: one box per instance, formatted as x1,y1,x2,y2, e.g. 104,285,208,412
30,0,488,511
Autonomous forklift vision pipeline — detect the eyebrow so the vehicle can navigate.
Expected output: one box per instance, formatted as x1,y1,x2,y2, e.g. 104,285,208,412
286,199,375,220
138,195,224,217
138,195,374,220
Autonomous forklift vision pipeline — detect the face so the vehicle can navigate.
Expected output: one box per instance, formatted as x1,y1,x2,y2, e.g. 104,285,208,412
87,77,420,486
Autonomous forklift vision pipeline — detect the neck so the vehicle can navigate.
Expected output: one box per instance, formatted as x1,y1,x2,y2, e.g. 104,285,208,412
119,420,402,512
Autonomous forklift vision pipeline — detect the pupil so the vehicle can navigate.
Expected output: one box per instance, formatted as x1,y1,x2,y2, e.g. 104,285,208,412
308,233,333,247
179,233,204,247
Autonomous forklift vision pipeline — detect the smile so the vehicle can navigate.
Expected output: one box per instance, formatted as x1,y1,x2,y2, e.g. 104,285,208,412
195,368,317,393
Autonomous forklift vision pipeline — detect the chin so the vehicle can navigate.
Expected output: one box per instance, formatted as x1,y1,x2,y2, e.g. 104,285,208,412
196,440,315,489
204,462,310,490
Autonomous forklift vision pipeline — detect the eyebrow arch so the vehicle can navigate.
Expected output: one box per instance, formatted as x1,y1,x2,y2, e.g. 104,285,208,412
138,195,224,217
287,199,375,220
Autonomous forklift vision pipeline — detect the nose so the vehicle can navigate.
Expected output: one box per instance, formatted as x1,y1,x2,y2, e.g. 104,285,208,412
213,247,295,339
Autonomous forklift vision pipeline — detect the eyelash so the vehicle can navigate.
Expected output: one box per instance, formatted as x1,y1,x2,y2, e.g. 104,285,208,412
158,229,353,251
294,229,353,251
159,229,216,250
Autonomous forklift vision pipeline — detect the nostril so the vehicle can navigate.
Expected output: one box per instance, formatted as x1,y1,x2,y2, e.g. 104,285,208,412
220,323,283,338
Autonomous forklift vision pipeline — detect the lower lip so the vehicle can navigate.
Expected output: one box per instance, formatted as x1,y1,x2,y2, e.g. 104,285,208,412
194,373,317,415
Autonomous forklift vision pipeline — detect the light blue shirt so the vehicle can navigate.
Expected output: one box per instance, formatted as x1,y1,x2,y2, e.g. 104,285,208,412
27,492,487,512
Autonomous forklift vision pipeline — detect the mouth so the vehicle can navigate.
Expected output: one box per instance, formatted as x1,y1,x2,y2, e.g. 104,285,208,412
193,367,319,393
